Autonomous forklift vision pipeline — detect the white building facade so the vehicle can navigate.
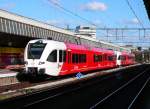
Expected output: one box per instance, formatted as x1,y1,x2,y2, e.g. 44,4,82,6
75,26,96,39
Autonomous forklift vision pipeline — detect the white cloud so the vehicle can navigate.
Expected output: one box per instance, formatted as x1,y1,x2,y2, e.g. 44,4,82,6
132,18,139,24
122,18,139,25
81,1,107,11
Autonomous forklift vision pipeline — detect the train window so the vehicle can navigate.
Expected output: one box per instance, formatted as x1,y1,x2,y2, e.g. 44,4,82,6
63,51,66,62
108,56,114,61
72,54,76,63
79,54,86,63
114,55,117,60
72,53,86,63
94,54,97,62
75,54,79,63
120,55,126,60
28,43,46,59
118,56,121,60
59,50,62,62
83,54,86,63
47,50,57,62
98,55,102,62
94,54,102,62
59,50,66,62
72,54,79,63
68,51,71,63
124,56,126,60
79,54,82,63
104,55,107,61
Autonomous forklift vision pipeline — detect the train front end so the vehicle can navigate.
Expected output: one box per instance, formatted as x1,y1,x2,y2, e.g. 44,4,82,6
24,39,66,77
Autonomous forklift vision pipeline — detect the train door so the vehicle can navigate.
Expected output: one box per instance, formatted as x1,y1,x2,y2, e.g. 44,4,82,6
67,50,72,73
116,51,121,66
58,50,64,71
103,54,108,68
46,49,60,76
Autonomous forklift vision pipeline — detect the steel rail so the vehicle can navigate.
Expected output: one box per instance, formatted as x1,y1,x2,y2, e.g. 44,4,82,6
90,67,150,109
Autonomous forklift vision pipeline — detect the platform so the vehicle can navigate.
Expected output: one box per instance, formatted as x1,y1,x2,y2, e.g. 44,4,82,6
0,69,18,86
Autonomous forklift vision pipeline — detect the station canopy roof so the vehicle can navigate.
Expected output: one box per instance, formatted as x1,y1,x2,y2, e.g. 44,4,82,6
0,9,130,52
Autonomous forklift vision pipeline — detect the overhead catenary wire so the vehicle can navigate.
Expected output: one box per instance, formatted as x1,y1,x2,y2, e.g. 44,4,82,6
47,0,97,27
125,0,145,29
47,0,149,48
47,0,112,36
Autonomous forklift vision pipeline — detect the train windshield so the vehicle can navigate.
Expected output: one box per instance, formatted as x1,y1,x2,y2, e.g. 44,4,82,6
28,42,46,59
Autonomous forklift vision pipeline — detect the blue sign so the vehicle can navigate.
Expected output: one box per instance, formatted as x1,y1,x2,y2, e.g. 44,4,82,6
76,72,84,79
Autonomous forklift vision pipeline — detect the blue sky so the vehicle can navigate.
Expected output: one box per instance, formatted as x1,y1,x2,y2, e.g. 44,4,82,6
0,0,150,48
0,0,149,28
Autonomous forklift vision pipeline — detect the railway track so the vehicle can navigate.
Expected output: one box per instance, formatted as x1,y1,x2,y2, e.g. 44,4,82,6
0,72,76,94
0,64,149,109
90,66,150,109
0,64,140,94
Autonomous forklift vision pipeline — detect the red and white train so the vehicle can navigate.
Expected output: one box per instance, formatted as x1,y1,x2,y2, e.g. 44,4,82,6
24,39,135,77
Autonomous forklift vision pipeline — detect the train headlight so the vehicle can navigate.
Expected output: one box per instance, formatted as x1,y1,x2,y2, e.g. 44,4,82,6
38,62,45,65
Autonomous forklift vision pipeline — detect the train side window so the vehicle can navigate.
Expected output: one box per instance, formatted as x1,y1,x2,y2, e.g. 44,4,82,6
108,56,113,61
81,54,86,63
114,55,117,60
124,56,126,60
118,55,121,60
72,54,75,63
47,50,57,62
59,50,62,62
94,54,96,62
101,55,103,61
59,50,66,62
79,54,82,63
84,54,86,63
94,54,102,62
76,54,79,63
104,55,107,61
68,51,71,63
94,54,98,62
72,53,86,63
120,56,126,60
63,50,66,62
98,55,102,62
